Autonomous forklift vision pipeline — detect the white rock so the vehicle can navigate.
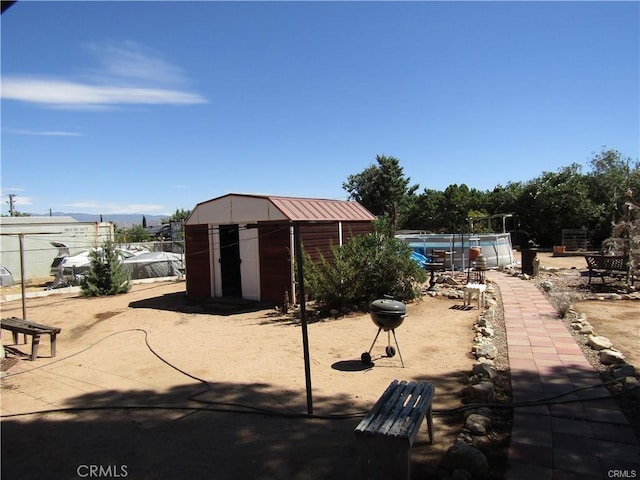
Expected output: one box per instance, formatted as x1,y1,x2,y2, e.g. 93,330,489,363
541,280,554,291
465,414,492,435
472,363,497,379
441,441,490,480
476,357,495,366
465,381,495,403
587,335,613,351
479,327,494,337
600,349,626,365
474,343,498,360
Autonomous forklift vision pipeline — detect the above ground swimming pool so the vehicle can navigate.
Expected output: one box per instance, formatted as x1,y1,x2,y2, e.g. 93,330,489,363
397,233,515,270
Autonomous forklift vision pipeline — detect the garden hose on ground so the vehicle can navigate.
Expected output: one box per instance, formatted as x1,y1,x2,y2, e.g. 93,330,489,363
1,328,638,421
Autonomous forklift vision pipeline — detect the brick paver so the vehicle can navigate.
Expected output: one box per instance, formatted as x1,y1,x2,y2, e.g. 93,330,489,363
489,272,640,480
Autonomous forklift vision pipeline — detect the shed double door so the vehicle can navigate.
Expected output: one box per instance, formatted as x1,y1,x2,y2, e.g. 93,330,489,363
219,224,242,297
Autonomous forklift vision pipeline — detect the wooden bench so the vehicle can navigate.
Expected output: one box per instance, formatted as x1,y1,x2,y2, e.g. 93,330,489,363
584,255,634,285
354,380,435,480
1,317,61,361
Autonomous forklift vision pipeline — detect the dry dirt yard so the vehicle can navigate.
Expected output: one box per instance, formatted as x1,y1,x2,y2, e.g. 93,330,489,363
1,252,637,479
533,252,639,370
1,279,488,480
533,252,640,436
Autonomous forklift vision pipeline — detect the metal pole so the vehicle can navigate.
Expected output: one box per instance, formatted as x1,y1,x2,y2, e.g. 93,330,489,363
294,223,313,415
19,233,27,320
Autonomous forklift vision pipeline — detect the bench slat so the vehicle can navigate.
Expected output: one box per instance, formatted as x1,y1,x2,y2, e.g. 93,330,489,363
355,379,405,436
355,380,435,480
380,382,422,437
1,317,61,333
355,380,434,445
388,383,434,442
1,317,61,360
377,382,416,438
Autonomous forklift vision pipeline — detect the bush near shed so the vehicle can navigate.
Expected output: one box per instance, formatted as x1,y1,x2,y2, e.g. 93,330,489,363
304,219,427,311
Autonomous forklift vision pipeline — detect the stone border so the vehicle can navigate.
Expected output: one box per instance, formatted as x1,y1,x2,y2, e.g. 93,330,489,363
434,279,512,480
564,310,639,396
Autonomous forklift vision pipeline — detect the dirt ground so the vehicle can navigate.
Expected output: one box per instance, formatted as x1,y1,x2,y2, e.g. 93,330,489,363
1,251,637,480
533,252,639,368
1,279,483,480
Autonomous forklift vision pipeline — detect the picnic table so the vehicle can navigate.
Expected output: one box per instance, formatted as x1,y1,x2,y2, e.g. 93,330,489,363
1,317,61,361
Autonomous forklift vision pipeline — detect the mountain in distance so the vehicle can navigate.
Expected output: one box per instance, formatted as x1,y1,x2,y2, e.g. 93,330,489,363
48,212,167,227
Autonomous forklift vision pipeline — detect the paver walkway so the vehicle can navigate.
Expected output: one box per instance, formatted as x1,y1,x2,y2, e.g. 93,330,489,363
488,272,640,480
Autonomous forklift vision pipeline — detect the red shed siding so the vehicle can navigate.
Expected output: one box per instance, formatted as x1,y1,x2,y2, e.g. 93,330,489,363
184,224,211,298
301,222,374,262
300,223,341,262
342,222,375,241
258,224,291,304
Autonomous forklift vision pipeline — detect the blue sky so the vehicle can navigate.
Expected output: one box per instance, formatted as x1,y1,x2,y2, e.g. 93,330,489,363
1,1,638,217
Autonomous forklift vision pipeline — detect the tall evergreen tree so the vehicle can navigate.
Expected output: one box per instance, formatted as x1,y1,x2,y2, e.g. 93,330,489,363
343,155,418,229
81,241,131,297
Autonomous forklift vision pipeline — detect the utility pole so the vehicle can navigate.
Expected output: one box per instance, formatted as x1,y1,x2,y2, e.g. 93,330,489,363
8,194,16,216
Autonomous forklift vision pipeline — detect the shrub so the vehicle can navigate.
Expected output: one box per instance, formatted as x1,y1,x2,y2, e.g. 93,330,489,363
547,290,582,318
81,241,132,297
304,220,427,311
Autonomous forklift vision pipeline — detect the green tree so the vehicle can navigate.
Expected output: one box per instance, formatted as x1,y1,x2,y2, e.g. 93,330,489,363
81,241,131,297
304,219,427,310
586,148,640,245
163,208,192,223
403,188,444,231
516,164,599,246
160,208,191,241
486,182,524,217
115,225,151,243
343,155,419,229
438,184,486,232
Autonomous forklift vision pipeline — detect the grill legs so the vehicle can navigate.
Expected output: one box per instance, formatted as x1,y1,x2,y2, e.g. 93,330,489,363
361,328,405,367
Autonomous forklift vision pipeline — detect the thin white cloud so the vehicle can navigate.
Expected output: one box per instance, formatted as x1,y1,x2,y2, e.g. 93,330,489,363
4,195,34,206
4,128,83,137
88,40,188,86
2,76,207,109
59,201,166,214
0,189,33,208
1,41,207,110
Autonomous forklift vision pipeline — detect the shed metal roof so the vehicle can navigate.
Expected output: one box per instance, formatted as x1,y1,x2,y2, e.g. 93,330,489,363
186,193,376,225
268,195,376,222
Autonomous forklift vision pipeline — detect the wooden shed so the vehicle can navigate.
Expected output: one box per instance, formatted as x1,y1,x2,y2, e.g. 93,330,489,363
183,193,376,304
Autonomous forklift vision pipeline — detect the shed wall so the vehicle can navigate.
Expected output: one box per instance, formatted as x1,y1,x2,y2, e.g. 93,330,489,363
186,195,288,225
300,223,341,262
185,221,375,303
258,224,291,305
184,224,212,297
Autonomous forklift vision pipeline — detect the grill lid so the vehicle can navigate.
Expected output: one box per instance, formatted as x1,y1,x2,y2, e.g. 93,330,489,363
369,298,406,315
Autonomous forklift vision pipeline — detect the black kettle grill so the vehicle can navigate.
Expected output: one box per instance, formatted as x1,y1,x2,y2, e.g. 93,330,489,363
361,298,406,367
